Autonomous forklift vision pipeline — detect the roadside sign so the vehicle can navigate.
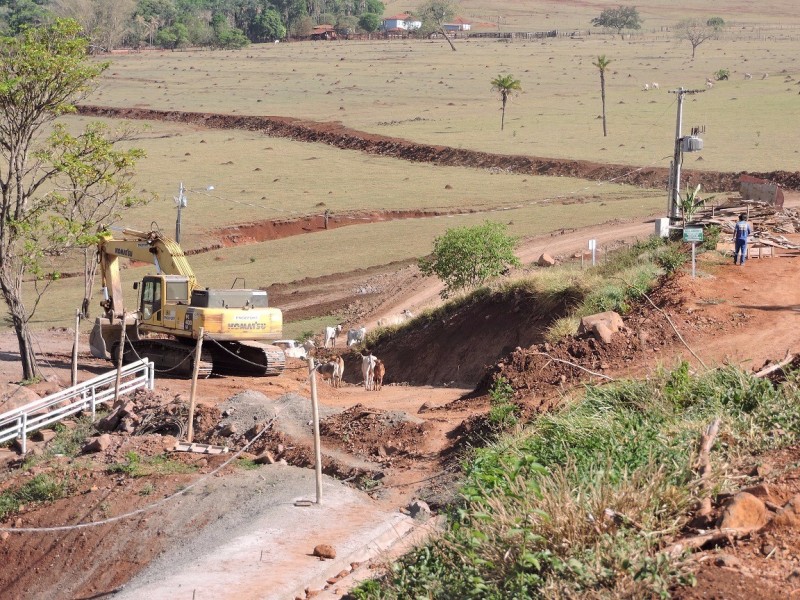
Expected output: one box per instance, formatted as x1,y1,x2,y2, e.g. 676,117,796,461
683,227,704,243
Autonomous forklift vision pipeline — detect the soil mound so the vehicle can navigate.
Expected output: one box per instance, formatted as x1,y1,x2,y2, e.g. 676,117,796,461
370,286,583,387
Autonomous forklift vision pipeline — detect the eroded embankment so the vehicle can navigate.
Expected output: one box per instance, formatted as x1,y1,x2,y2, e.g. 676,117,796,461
77,105,800,192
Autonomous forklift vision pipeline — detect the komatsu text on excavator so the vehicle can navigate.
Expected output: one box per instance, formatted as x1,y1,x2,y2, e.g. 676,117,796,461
89,228,285,377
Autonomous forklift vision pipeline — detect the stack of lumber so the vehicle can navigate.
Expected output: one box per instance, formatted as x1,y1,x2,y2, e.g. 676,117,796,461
692,198,800,250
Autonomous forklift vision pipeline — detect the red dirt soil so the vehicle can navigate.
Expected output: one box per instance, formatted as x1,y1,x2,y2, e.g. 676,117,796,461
76,105,800,193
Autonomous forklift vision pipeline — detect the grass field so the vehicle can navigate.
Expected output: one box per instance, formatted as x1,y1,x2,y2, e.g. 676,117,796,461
84,33,800,173
25,189,662,329
11,1,800,334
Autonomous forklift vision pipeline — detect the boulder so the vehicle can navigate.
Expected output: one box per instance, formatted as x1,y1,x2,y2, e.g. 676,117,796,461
96,406,123,432
717,492,769,531
408,499,431,521
0,383,40,413
32,429,57,443
537,253,556,267
83,433,112,454
578,311,625,335
313,544,336,560
770,494,800,529
591,322,614,345
254,451,275,465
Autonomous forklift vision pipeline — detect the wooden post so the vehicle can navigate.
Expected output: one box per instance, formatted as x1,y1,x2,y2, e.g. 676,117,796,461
113,313,126,406
308,357,323,504
71,309,80,387
186,327,204,443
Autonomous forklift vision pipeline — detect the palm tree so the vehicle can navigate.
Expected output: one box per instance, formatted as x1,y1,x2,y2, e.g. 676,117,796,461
490,74,522,131
592,55,612,137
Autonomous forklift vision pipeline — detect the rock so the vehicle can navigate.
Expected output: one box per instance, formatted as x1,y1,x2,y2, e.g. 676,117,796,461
0,383,40,412
254,451,275,465
219,423,238,437
408,499,431,521
717,492,769,531
537,253,556,267
770,494,800,529
32,429,57,443
592,322,614,344
579,311,625,335
313,544,336,559
787,568,800,581
714,554,742,568
82,434,112,454
278,459,288,465
0,531,8,541
750,463,772,478
418,401,435,413
740,483,774,503
762,543,777,556
0,448,19,467
96,407,122,432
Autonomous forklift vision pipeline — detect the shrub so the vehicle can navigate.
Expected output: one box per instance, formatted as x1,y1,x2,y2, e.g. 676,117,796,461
714,68,730,81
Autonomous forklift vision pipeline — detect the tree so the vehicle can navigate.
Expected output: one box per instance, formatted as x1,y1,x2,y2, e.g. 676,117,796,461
0,19,146,379
358,12,379,33
675,17,723,59
591,5,642,38
419,221,521,299
252,7,285,41
0,0,52,34
416,0,457,51
53,0,137,52
490,74,521,131
592,54,611,137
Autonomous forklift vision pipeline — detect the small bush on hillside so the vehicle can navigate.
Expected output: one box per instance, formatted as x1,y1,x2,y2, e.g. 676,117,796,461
714,68,730,81
0,474,68,521
419,221,520,299
488,376,519,429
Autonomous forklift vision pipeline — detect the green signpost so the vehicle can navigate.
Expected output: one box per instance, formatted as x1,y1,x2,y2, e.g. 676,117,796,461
683,226,704,277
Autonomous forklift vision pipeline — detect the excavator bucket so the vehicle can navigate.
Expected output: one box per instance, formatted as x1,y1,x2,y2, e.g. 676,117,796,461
89,319,109,359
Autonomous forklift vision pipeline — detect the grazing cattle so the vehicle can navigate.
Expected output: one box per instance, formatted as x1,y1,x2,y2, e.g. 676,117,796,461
373,359,385,391
347,327,366,347
334,355,345,388
323,324,342,348
642,83,649,91
361,353,377,390
316,360,340,386
762,72,769,80
303,338,316,356
651,82,659,89
705,80,714,88
745,72,752,80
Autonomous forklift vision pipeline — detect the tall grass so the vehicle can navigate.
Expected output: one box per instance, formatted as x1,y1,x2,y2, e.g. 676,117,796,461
355,364,800,598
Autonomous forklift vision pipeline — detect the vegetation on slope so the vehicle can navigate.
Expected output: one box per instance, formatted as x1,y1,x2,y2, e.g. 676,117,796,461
353,365,800,598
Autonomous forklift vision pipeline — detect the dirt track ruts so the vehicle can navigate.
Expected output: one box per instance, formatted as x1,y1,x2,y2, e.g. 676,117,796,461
76,105,800,192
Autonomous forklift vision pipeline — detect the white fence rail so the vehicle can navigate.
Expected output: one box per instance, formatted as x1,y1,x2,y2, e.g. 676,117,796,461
0,359,154,453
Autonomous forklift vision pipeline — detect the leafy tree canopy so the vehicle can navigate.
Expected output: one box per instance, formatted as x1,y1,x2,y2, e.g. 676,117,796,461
591,5,642,37
419,221,521,298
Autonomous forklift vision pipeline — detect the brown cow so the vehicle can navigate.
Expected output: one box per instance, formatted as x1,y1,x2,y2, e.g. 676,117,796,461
373,359,385,391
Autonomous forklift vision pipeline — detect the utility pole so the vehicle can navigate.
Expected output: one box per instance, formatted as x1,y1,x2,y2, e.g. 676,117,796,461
175,182,187,244
667,88,705,226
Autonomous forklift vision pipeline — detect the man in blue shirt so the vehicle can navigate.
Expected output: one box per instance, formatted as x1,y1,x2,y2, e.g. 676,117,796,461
733,213,752,265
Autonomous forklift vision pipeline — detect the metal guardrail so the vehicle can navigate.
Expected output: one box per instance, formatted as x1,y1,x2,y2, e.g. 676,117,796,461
0,359,154,454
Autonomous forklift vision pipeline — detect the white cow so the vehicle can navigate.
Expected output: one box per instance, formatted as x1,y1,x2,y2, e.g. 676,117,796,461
347,327,366,347
651,82,659,90
361,353,377,390
324,324,342,348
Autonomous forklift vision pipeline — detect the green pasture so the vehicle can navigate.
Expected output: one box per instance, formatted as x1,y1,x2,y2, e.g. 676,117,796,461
86,33,800,172
25,189,662,330
63,117,651,251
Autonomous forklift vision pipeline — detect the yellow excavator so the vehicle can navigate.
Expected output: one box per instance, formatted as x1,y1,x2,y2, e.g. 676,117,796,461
89,228,285,377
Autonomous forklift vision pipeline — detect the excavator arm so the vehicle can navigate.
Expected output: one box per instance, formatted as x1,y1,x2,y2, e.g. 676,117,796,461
96,228,197,319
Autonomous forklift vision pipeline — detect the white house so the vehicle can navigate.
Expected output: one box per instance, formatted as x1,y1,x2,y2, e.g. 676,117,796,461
443,17,472,32
381,13,422,32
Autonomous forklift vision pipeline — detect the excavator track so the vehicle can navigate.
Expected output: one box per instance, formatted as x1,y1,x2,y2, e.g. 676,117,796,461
115,339,213,379
206,340,286,377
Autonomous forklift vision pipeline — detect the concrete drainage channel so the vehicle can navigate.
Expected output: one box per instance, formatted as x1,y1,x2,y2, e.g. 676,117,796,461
112,466,438,600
